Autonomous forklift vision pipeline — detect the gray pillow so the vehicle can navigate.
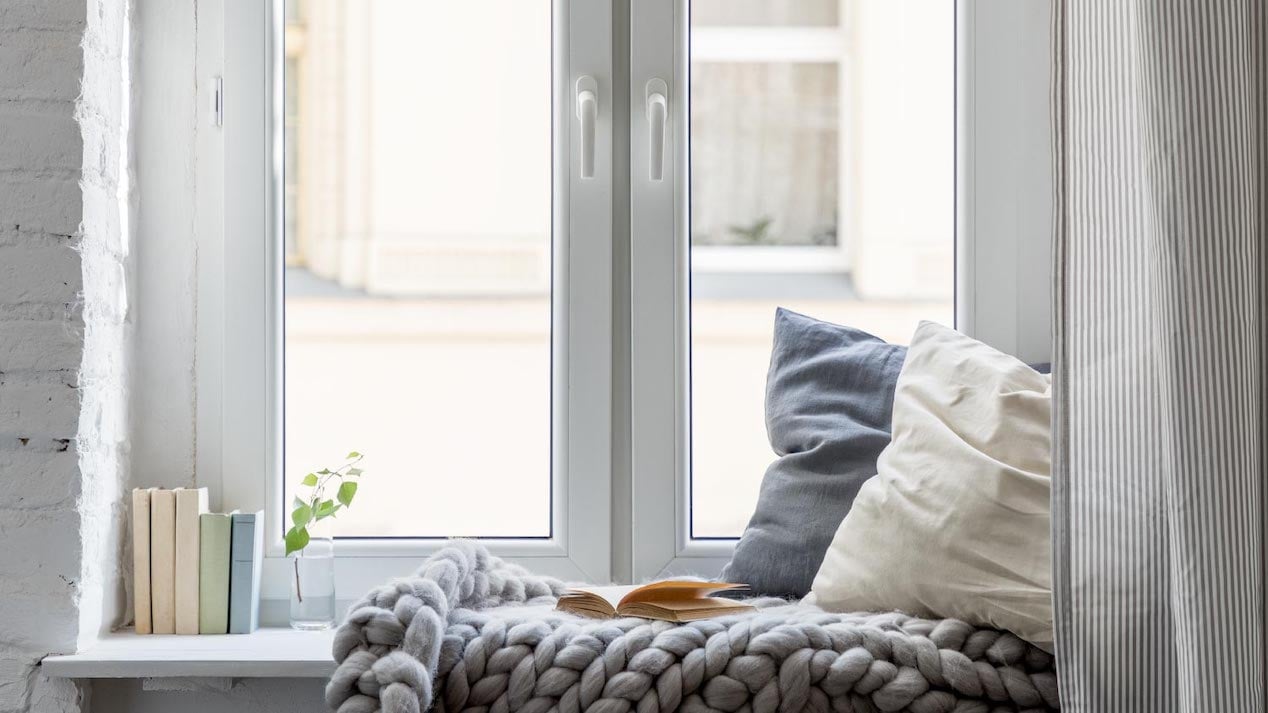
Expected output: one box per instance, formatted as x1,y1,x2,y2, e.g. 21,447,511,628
720,308,906,598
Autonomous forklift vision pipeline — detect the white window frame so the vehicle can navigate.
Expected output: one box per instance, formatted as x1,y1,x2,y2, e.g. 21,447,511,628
199,0,1054,596
956,0,1053,364
206,0,615,610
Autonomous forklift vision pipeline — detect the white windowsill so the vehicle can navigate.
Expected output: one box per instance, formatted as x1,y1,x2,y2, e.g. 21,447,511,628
41,628,335,679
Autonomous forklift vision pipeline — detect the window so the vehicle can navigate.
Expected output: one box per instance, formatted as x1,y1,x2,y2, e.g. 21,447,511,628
212,0,1051,596
626,0,969,577
219,0,614,587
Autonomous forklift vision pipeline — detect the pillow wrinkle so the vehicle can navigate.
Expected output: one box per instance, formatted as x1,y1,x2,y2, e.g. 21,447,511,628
810,321,1053,652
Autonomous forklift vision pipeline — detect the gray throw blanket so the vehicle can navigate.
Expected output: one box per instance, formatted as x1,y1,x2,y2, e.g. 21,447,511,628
327,541,1059,713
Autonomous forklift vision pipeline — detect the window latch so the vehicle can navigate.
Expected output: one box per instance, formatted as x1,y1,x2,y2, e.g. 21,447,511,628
645,79,667,182
576,76,598,180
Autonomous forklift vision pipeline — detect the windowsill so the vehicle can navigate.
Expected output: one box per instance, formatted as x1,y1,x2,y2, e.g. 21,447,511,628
41,628,335,679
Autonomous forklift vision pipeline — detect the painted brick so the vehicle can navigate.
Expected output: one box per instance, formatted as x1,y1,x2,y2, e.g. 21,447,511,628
0,450,79,508
0,3,113,713
0,30,83,102
0,246,82,304
0,597,80,658
78,187,124,258
0,658,33,712
0,1,85,32
84,0,127,58
0,109,80,172
0,509,81,584
0,380,80,439
0,321,83,372
26,674,81,713
0,177,82,237
79,120,120,191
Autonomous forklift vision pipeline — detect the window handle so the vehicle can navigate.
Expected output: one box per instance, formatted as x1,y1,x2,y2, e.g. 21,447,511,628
645,79,668,182
576,76,598,180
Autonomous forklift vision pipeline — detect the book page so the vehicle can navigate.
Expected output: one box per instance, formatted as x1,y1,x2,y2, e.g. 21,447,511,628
570,583,639,603
620,580,748,607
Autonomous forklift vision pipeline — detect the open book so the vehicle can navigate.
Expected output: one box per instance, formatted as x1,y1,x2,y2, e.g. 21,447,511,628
556,581,754,622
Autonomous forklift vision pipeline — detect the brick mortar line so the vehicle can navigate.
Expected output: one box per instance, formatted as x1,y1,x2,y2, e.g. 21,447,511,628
0,235,78,249
0,304,82,322
0,369,79,385
0,168,81,181
0,26,83,40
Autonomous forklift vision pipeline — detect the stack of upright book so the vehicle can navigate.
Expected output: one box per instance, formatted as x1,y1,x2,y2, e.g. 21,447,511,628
131,487,264,634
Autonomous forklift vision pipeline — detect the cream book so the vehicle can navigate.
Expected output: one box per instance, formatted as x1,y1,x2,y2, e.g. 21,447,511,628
150,489,177,634
556,581,753,622
174,487,210,634
131,488,156,634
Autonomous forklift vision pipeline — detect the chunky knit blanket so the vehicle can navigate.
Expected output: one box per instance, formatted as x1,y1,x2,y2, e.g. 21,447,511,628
327,542,1059,713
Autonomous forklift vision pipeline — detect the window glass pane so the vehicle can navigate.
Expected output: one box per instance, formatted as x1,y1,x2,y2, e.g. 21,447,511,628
689,1,956,538
691,63,838,247
283,0,552,538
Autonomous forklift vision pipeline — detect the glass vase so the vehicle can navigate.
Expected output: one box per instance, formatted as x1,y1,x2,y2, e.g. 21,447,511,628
290,527,336,630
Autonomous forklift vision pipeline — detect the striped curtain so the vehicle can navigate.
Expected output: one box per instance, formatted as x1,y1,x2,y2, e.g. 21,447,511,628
1051,1,1268,711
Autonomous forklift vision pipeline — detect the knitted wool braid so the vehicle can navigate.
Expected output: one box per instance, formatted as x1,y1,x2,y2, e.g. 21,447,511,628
327,541,1059,713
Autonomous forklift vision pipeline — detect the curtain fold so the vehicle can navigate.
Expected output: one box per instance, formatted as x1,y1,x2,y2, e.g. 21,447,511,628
1051,0,1268,710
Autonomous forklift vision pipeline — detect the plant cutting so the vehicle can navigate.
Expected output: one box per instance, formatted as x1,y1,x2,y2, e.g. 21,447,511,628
286,450,365,629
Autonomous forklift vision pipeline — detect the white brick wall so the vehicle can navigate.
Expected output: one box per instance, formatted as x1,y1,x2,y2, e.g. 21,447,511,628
0,0,130,711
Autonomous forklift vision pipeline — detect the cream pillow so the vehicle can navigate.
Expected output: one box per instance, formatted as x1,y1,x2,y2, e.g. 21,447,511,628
808,321,1053,651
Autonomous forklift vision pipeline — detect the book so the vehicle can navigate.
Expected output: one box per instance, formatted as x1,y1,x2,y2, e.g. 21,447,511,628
229,511,264,634
131,488,156,634
174,487,209,634
556,581,754,622
150,489,177,634
199,512,234,635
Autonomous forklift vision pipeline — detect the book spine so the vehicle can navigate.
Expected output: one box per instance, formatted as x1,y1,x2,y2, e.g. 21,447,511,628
174,488,210,634
149,489,177,634
131,488,154,634
228,511,264,634
198,513,233,635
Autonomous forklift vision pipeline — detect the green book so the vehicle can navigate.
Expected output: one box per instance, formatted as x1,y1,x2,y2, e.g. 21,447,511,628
198,512,233,634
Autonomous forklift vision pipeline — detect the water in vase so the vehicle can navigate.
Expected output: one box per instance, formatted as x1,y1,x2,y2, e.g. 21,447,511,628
290,545,336,630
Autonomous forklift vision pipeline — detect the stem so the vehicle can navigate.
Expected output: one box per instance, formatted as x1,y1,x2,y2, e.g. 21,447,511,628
294,554,303,603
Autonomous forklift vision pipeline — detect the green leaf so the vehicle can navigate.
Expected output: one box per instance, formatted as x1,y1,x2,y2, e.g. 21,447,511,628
318,468,331,475
301,473,318,487
346,467,363,477
337,480,358,507
314,499,338,519
346,451,362,459
291,501,312,528
285,526,310,556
